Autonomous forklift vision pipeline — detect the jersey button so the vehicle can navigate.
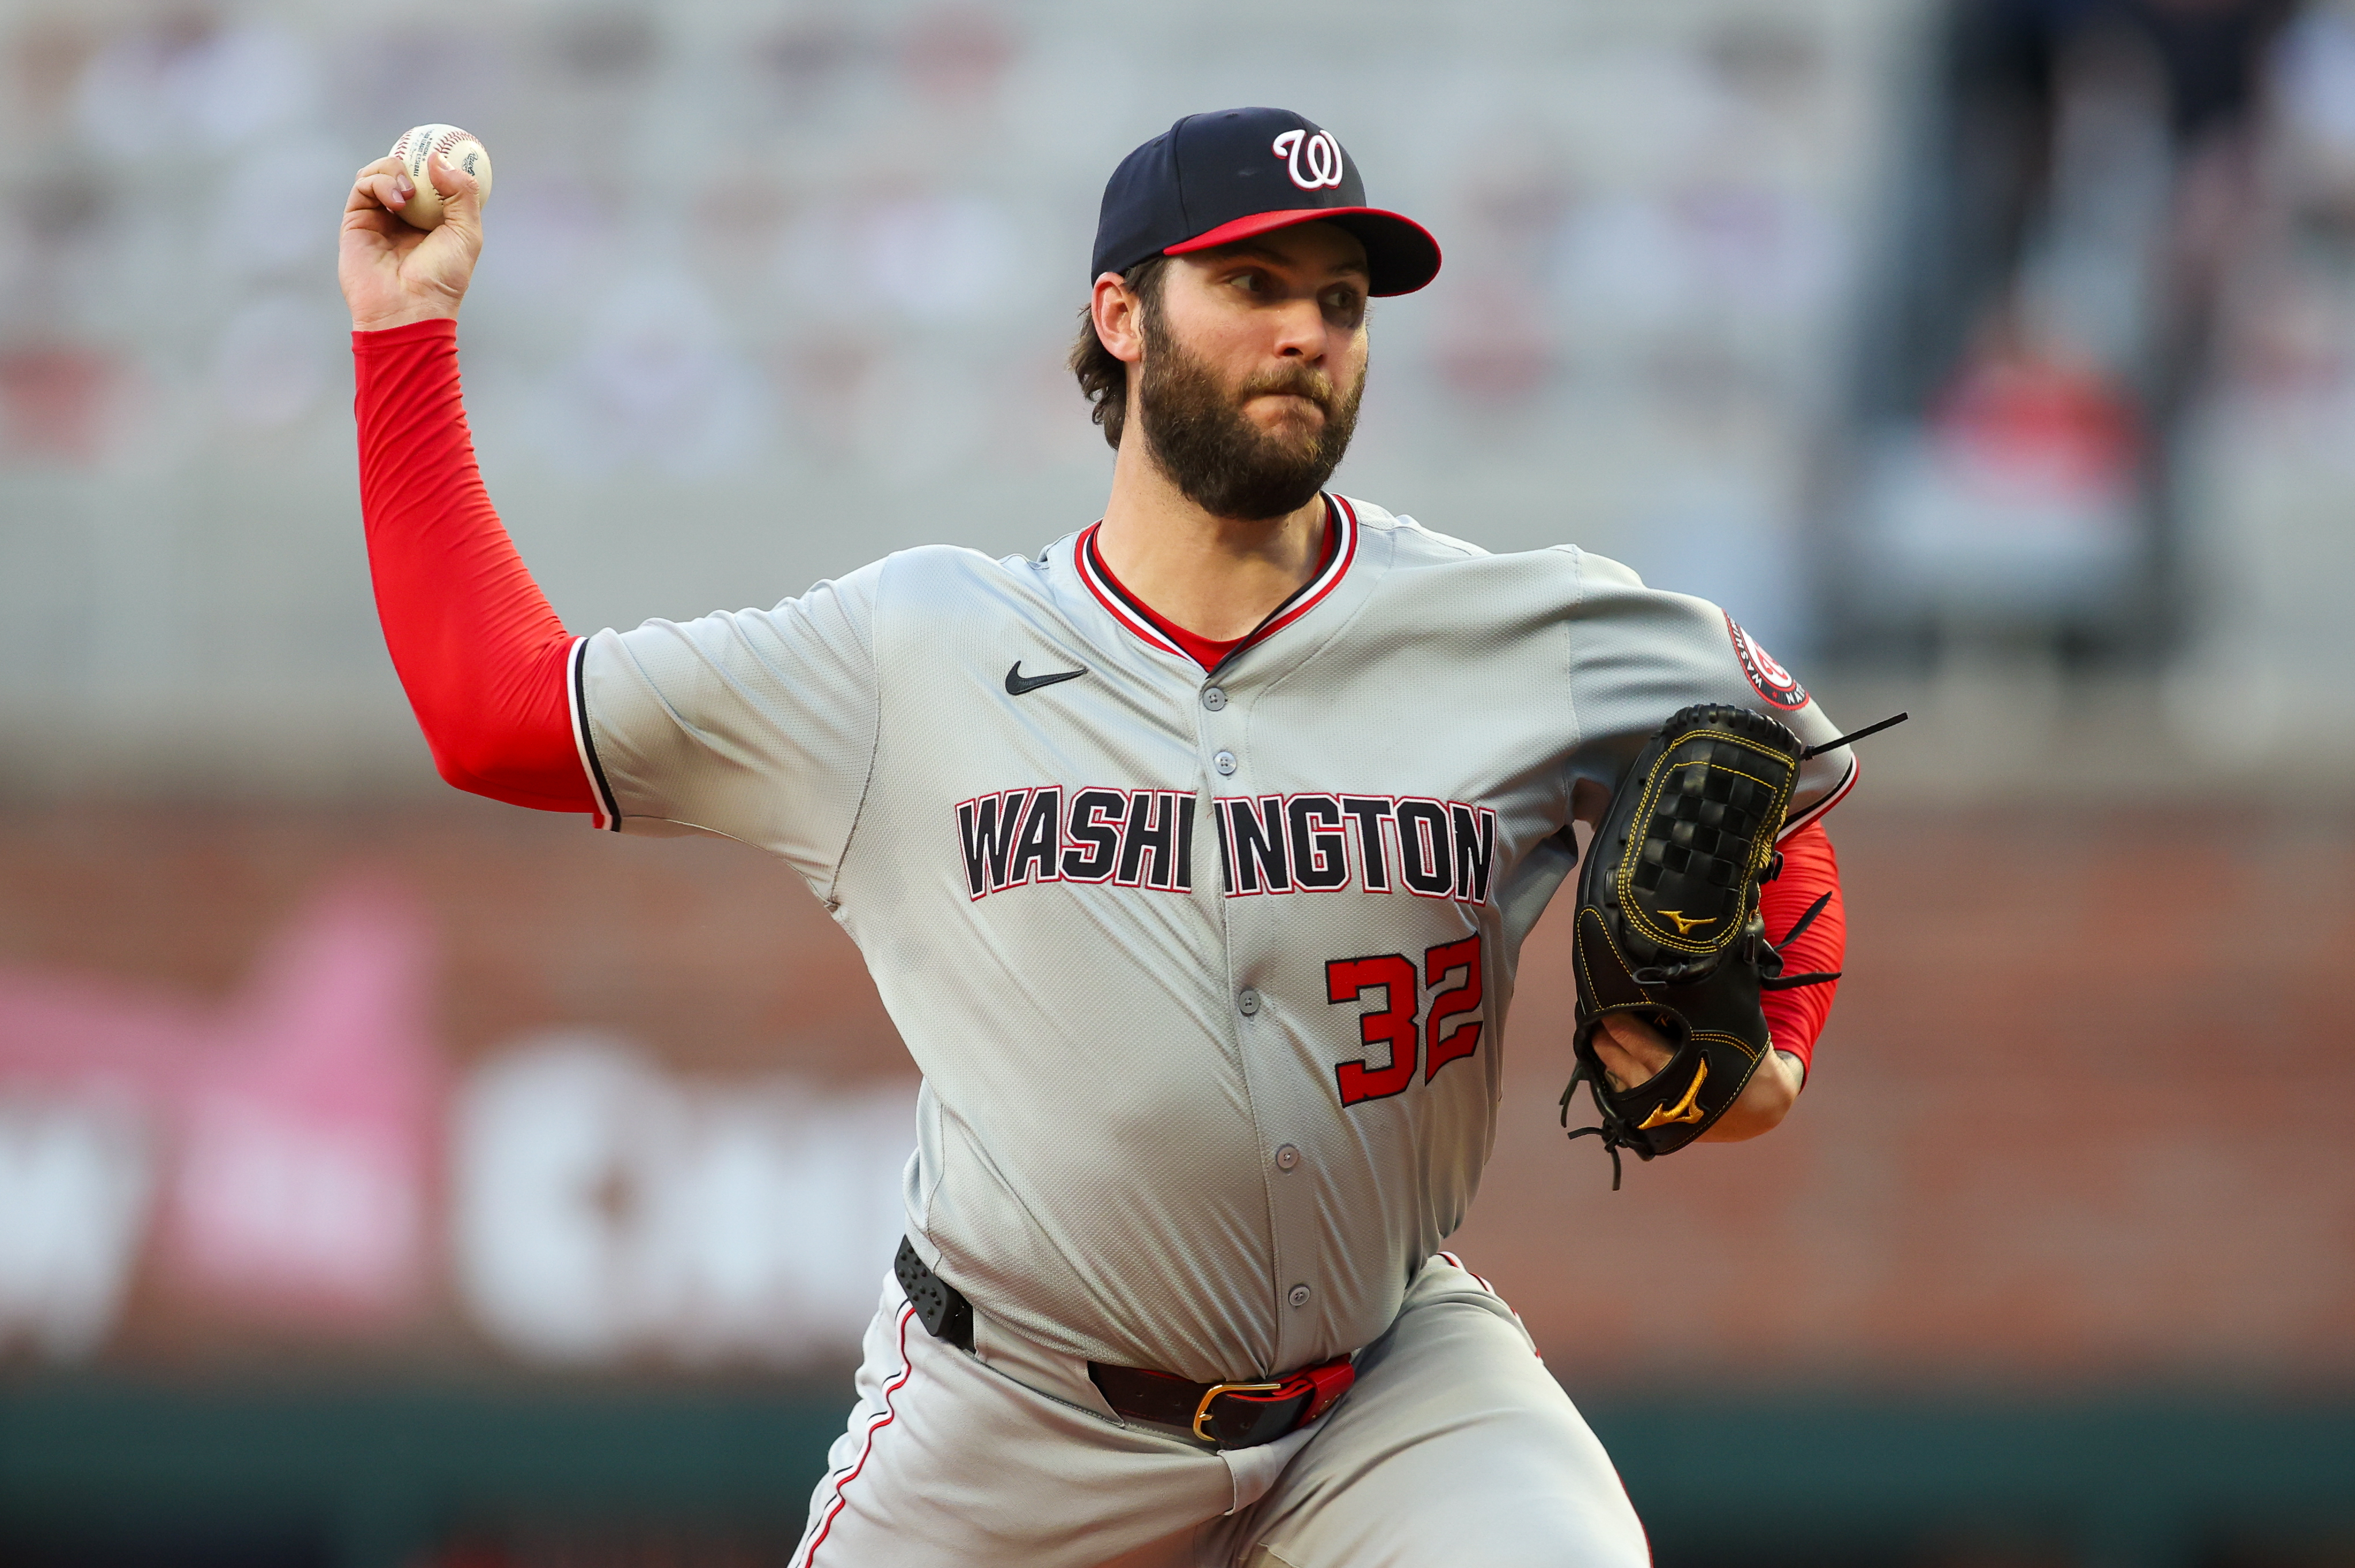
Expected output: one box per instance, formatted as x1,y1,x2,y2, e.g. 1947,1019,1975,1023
1287,1283,1312,1308
1274,1143,1300,1172
1237,988,1261,1017
1202,686,1228,712
1213,750,1237,776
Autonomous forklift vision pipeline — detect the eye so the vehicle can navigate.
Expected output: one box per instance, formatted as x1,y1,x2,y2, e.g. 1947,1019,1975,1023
1322,285,1366,323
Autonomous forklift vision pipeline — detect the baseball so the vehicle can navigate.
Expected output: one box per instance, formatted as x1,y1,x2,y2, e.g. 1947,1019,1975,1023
388,124,493,230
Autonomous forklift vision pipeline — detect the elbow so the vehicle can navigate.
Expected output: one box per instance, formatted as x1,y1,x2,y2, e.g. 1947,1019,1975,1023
426,730,531,803
421,724,596,815
429,738,506,801
401,637,586,808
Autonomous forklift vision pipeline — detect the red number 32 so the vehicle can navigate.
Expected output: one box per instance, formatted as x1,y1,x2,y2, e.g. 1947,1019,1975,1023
1326,934,1485,1107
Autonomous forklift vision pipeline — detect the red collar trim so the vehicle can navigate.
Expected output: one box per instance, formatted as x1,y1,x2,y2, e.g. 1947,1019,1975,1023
1075,495,1358,673
1076,528,1186,658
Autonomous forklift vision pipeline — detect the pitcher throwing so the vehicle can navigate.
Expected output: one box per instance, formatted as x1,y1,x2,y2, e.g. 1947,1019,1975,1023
340,107,1858,1568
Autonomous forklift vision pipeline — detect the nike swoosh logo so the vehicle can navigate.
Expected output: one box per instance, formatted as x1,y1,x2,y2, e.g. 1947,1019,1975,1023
1005,661,1088,696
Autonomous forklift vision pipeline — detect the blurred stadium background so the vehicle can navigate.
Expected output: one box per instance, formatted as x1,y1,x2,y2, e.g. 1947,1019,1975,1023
2,0,2352,1563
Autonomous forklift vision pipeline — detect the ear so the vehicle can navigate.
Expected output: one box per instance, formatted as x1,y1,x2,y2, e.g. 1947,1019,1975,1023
1090,272,1148,366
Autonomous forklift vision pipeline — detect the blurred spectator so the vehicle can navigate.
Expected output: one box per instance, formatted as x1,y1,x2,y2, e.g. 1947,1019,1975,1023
544,7,661,85
1842,0,2301,661
1868,303,2146,622
73,12,315,159
2158,1,2355,746
899,4,1015,106
0,345,128,463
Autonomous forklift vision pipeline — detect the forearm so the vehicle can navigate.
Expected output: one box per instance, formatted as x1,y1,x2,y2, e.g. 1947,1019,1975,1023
353,319,593,814
1697,1048,1803,1142
1691,819,1845,1142
1757,818,1844,1074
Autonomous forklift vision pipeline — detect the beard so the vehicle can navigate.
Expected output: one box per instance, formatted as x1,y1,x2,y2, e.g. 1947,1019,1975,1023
1135,325,1365,521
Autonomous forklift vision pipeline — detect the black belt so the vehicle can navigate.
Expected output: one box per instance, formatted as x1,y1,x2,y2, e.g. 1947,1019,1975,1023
894,1236,974,1349
893,1237,1354,1450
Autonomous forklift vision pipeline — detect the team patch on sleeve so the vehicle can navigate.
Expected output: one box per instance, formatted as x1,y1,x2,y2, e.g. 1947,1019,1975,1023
1724,615,1809,711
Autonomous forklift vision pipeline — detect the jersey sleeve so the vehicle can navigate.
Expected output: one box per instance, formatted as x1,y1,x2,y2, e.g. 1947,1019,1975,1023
1757,817,1843,1077
578,563,884,895
352,319,596,816
1560,548,1858,830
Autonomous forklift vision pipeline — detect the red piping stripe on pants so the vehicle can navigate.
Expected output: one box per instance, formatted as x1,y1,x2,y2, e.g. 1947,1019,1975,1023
795,1302,919,1567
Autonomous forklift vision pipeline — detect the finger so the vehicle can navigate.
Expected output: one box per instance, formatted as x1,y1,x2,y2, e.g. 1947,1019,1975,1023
1594,1017,1672,1091
348,168,416,215
345,154,408,207
425,149,478,201
1590,1034,1651,1092
425,151,486,243
340,204,401,242
1598,1012,1673,1067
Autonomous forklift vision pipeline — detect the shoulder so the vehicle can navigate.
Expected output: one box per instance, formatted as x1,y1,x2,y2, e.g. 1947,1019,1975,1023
1340,508,1736,626
1558,558,1818,718
1550,552,1854,794
603,544,1003,651
1337,495,1491,565
844,540,1062,613
1556,547,1720,627
874,541,1042,589
1554,548,1784,687
1339,501,1619,632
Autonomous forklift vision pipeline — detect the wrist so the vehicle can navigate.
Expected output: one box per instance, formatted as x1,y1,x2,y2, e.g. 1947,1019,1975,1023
351,301,460,334
351,314,457,361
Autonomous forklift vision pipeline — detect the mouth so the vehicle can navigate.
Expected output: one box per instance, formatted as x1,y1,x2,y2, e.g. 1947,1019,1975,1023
1247,390,1328,419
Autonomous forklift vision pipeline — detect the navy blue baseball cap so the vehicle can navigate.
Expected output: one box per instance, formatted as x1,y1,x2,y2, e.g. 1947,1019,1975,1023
1092,108,1442,296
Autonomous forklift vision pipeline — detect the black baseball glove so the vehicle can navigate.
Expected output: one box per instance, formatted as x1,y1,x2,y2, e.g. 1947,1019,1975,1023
1560,703,1839,1187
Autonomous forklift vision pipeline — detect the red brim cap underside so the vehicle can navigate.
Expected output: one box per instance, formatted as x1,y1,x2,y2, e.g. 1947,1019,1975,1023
1164,207,1443,296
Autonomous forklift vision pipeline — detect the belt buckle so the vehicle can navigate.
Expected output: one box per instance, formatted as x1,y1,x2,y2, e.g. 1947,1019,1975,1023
1191,1379,1284,1445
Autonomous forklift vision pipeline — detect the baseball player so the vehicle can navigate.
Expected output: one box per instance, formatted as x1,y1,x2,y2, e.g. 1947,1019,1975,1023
340,108,1855,1568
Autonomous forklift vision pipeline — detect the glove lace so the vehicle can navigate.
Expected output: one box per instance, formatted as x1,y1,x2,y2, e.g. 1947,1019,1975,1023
1560,1059,1635,1191
1759,889,1842,993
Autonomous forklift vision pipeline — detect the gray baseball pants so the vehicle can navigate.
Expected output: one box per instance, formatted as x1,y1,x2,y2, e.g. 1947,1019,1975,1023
790,1253,1649,1567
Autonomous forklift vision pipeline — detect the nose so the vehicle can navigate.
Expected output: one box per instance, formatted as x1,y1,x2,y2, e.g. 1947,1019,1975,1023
1270,297,1326,361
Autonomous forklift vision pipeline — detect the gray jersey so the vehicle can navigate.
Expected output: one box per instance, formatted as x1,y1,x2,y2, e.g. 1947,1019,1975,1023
577,495,1855,1384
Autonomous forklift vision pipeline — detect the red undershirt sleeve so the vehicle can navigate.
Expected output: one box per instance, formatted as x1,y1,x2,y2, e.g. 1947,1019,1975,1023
352,318,593,815
1757,817,1844,1077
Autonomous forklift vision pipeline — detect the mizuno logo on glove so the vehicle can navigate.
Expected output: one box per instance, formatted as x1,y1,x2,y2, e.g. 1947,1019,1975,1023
1636,1060,1710,1130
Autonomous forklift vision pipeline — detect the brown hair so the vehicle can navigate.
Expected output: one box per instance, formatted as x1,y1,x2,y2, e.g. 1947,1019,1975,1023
1068,255,1169,451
